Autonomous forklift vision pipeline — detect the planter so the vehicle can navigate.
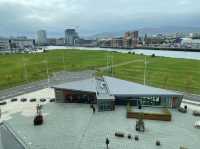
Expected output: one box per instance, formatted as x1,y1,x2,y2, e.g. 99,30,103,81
0,101,7,105
34,115,43,126
50,98,56,102
30,98,36,102
21,98,27,102
11,98,18,102
178,107,187,113
40,98,46,102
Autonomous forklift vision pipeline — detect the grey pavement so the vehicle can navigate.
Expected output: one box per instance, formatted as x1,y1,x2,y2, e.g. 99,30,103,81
4,104,200,149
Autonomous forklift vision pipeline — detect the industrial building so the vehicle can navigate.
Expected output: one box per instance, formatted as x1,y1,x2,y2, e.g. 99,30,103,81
53,76,183,111
64,29,79,46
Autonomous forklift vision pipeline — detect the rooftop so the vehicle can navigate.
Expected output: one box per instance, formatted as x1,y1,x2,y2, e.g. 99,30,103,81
2,103,200,149
52,76,183,97
104,76,183,96
53,78,96,93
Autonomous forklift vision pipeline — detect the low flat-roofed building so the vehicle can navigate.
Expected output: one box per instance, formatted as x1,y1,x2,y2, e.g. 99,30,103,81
0,38,11,51
52,76,183,111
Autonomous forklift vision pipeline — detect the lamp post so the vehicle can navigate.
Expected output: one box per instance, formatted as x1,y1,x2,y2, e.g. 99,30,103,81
63,50,66,71
43,60,49,87
144,56,147,85
22,55,28,82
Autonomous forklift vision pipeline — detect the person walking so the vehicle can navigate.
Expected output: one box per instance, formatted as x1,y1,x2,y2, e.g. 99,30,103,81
106,138,110,149
92,106,96,114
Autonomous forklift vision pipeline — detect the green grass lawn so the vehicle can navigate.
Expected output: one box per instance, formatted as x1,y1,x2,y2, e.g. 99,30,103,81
0,49,200,94
112,56,200,94
0,49,141,90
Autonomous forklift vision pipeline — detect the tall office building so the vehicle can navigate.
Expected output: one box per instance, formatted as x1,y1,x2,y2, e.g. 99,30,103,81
64,29,79,46
123,31,139,48
36,30,47,46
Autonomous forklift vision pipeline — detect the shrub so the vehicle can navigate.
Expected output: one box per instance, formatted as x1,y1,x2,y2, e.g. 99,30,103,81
21,98,27,102
40,98,46,102
11,98,18,102
134,135,139,141
156,140,161,146
115,132,125,138
151,53,156,57
30,98,37,102
0,101,7,105
127,134,132,139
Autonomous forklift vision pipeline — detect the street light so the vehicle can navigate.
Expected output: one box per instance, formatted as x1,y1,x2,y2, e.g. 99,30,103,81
22,55,28,82
144,56,147,85
42,60,50,87
63,50,66,71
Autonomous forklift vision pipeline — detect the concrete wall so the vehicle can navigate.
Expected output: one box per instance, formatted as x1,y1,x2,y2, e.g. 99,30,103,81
0,123,27,149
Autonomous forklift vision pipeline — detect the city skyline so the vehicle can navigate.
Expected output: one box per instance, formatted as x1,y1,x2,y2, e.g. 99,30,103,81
0,0,200,37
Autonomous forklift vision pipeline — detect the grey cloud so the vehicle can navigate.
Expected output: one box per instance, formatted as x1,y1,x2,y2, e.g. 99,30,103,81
0,0,199,37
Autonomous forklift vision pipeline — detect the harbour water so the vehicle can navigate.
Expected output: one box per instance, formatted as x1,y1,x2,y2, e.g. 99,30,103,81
46,46,200,60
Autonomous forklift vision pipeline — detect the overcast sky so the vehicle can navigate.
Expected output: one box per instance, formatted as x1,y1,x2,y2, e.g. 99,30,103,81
0,0,199,37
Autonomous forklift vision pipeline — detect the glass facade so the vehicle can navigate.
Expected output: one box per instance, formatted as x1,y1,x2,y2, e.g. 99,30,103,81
140,96,161,106
98,100,114,112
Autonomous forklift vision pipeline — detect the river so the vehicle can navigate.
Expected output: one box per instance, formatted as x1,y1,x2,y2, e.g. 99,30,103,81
46,46,200,60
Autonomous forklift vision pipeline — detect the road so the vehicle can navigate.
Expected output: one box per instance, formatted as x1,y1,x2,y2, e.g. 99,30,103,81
0,70,95,101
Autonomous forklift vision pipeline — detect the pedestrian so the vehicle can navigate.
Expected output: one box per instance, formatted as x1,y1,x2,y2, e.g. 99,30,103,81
90,103,93,109
106,138,110,149
92,106,95,114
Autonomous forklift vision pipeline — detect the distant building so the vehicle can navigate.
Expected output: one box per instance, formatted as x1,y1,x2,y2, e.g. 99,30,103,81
37,30,47,46
77,38,97,47
98,38,112,48
111,37,123,48
0,38,11,51
64,29,79,46
56,38,65,46
189,32,200,39
47,38,57,46
0,37,35,51
10,38,35,50
123,31,139,48
181,38,200,49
